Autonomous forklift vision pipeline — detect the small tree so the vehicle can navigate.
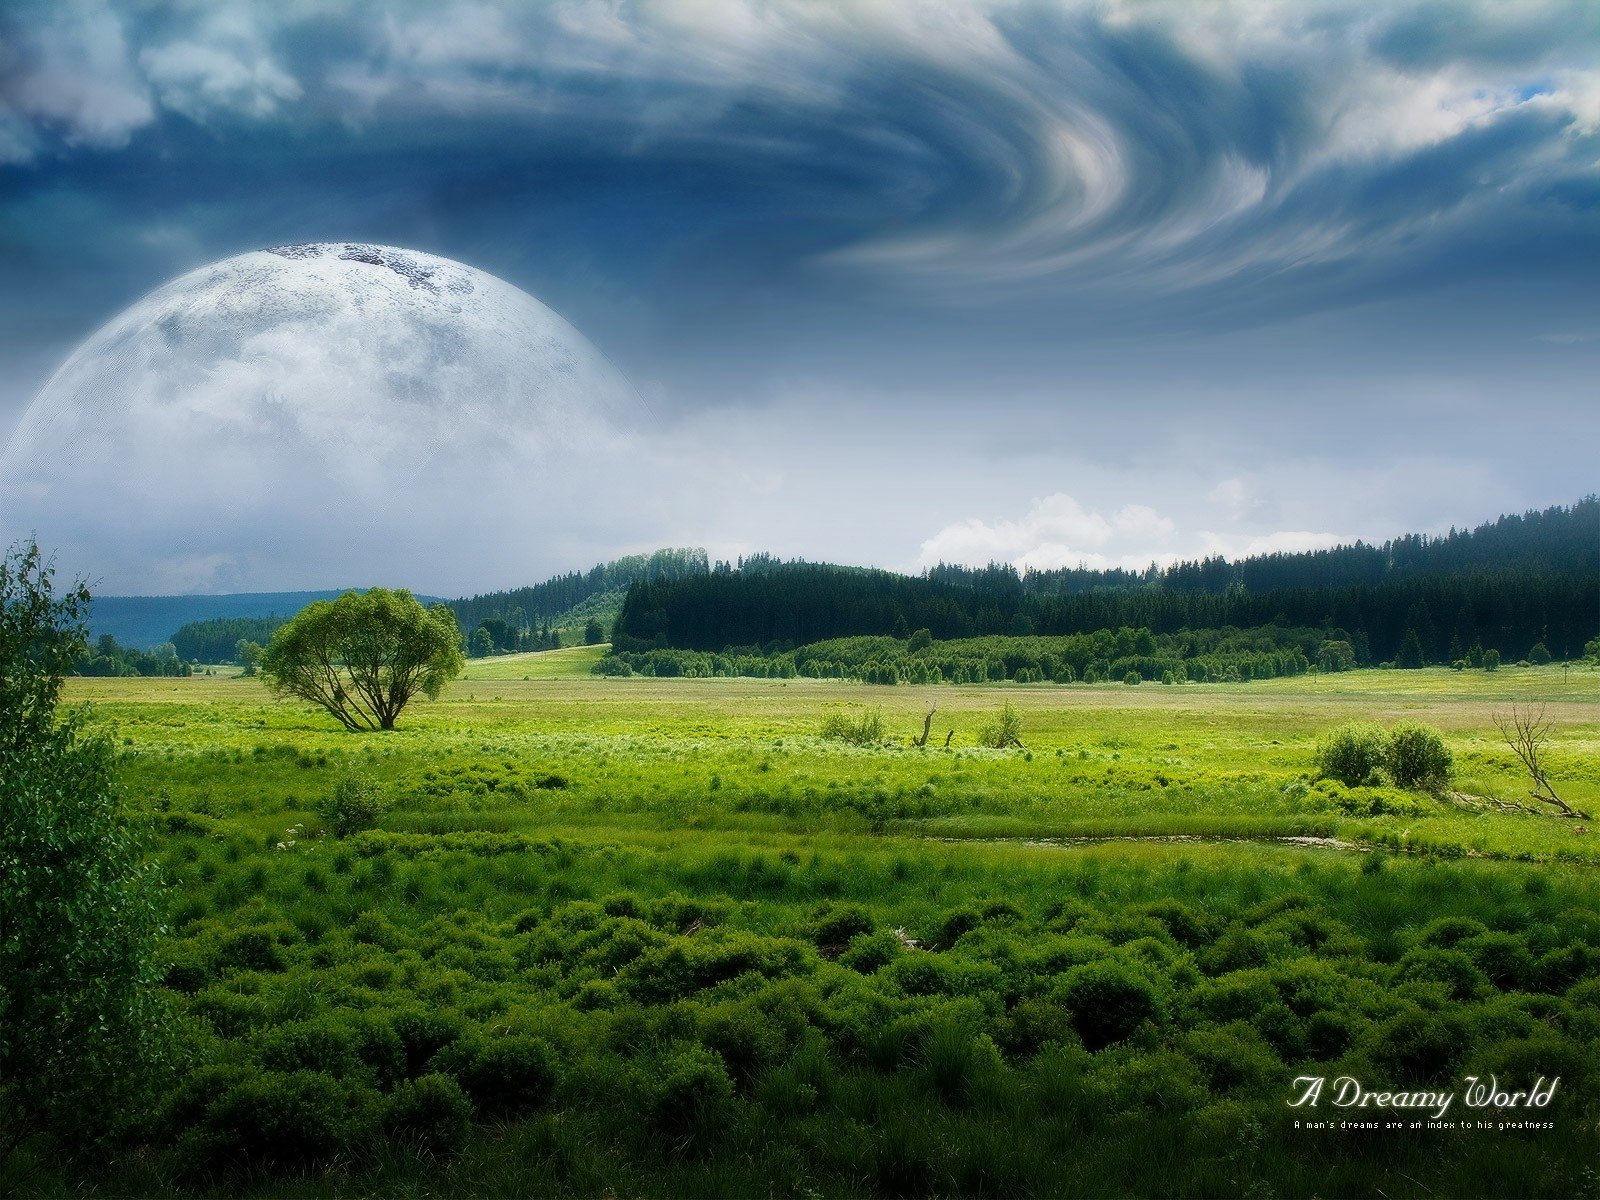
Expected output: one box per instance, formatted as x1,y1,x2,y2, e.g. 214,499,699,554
1396,629,1426,669
1317,640,1356,673
1527,642,1551,666
584,618,605,646
260,589,464,731
317,772,389,837
1,542,167,1170
235,638,263,676
1482,648,1501,672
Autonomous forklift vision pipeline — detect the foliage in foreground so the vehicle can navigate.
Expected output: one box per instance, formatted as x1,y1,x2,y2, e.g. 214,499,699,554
0,542,168,1174
77,834,1600,1198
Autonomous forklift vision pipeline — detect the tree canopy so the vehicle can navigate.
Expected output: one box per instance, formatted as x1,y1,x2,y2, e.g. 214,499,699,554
260,589,464,731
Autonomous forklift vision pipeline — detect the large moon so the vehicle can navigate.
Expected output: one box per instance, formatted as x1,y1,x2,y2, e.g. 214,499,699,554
0,244,649,593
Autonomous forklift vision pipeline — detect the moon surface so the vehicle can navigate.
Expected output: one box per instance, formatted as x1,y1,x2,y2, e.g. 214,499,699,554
0,244,648,593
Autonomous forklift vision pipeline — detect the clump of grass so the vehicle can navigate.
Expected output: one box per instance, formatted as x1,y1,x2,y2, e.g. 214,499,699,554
820,707,885,745
976,701,1023,749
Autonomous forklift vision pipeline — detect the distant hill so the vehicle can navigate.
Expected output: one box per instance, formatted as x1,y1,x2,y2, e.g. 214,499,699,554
448,548,709,649
89,591,355,649
90,589,445,650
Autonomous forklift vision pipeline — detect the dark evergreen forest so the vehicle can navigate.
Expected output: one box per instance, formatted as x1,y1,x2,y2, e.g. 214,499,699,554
613,500,1599,663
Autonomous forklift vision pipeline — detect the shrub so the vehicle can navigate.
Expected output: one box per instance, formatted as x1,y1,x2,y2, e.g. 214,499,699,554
1058,961,1159,1051
1384,723,1452,791
317,772,388,837
921,1020,1003,1107
1482,648,1501,671
839,929,901,973
1313,722,1387,787
1528,642,1551,665
384,1073,472,1157
1361,1007,1471,1083
1124,671,1141,686
1394,948,1487,1000
819,707,885,746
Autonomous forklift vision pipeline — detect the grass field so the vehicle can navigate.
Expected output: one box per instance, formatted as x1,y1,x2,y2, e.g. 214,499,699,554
29,664,1600,1197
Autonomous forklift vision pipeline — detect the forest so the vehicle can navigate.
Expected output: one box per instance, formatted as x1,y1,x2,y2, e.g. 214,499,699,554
613,501,1598,665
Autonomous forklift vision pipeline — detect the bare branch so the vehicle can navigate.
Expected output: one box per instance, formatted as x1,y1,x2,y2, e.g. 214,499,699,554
1494,703,1588,819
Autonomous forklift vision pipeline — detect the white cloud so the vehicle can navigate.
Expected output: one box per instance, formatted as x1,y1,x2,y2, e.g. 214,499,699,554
916,493,1176,571
140,40,301,121
6,0,153,151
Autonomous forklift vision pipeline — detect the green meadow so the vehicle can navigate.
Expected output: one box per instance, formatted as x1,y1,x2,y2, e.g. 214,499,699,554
33,662,1600,1197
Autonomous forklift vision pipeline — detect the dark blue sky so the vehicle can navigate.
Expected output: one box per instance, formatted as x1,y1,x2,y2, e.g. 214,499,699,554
2,1,1597,588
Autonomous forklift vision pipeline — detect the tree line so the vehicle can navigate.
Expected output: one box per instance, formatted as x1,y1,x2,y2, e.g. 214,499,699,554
448,547,708,643
171,615,286,663
75,634,191,677
613,500,1597,663
598,626,1321,685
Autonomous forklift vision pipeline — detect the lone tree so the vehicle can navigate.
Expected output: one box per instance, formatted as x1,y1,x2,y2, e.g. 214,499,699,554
260,588,464,731
1,541,167,1170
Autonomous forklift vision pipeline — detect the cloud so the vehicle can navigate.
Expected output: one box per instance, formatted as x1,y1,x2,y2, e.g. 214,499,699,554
916,493,1176,571
1,0,1594,314
2,0,153,151
917,490,1359,575
139,40,301,122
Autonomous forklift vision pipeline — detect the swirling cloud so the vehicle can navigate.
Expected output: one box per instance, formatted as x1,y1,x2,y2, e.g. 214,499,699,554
3,0,1594,311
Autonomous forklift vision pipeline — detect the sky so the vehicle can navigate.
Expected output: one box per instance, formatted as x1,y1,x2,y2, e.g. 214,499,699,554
1,0,1597,594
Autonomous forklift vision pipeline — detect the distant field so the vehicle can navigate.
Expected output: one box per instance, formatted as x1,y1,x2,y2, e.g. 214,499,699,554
459,642,609,680
42,663,1600,1197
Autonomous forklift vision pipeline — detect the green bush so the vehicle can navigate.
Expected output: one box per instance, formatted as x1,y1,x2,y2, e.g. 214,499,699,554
384,1073,472,1157
809,901,875,945
1384,722,1453,791
1,541,170,1157
1482,648,1501,671
1313,722,1387,787
318,772,389,837
204,1069,377,1166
